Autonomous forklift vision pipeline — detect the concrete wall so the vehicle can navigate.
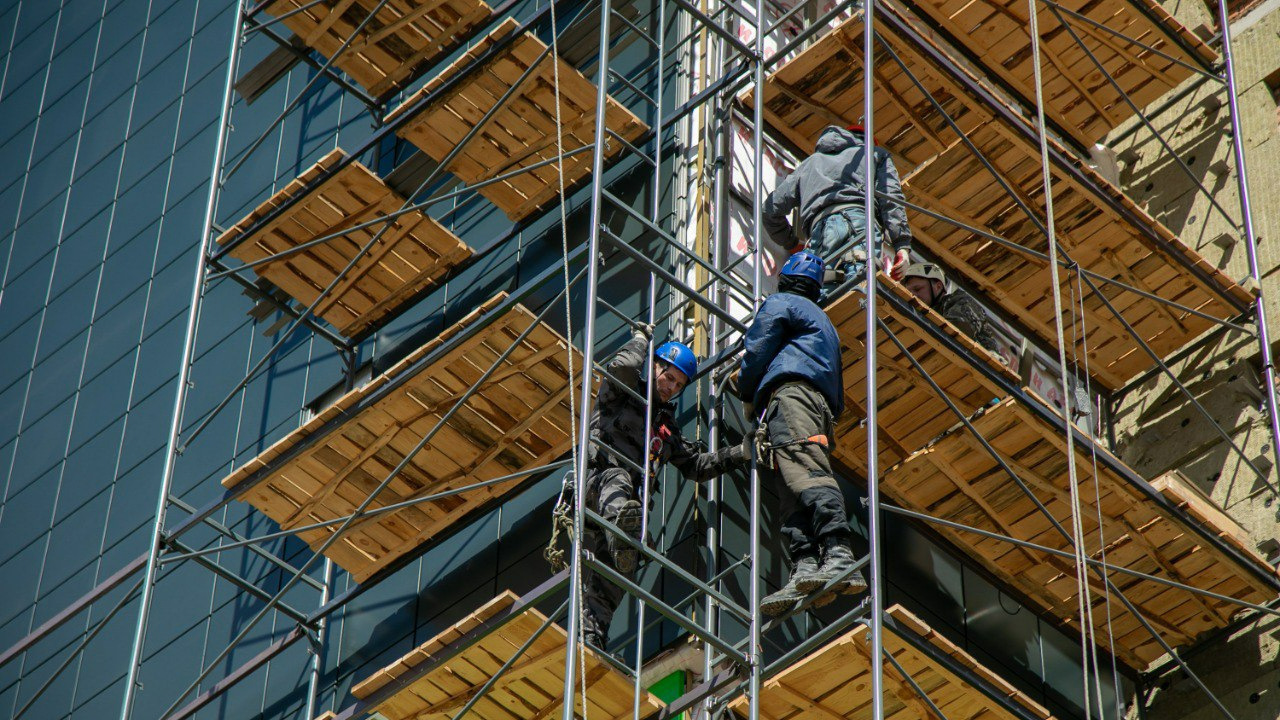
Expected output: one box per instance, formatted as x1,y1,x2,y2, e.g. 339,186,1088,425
1106,1,1280,717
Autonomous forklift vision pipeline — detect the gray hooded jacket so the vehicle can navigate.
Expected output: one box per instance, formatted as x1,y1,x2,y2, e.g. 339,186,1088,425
763,125,912,252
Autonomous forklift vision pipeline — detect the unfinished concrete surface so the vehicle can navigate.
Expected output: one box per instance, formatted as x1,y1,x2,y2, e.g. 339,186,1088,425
1109,1,1280,717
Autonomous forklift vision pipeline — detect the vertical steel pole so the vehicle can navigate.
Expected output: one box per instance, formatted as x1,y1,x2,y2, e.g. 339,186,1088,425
861,3,885,719
304,558,334,720
118,2,247,717
1217,0,1280,479
748,0,766,716
561,0,614,715
632,275,657,717
705,44,731,719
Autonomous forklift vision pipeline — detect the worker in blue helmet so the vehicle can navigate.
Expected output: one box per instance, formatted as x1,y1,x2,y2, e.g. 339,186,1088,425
736,251,865,616
573,323,749,650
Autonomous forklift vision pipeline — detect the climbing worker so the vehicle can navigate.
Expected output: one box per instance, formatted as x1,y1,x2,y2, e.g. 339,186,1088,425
762,124,913,289
900,262,1003,357
736,251,866,617
574,325,750,649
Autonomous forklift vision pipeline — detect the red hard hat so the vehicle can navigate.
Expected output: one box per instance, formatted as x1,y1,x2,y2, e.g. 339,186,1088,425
846,123,865,133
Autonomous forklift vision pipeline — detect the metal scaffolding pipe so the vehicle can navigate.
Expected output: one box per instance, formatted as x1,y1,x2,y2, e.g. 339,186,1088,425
118,3,248,717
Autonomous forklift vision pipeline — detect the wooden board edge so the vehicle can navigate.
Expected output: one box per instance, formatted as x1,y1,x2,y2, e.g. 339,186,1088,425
351,590,523,699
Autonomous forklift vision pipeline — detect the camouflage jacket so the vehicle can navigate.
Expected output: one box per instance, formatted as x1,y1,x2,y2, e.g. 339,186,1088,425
934,290,1001,356
589,334,746,482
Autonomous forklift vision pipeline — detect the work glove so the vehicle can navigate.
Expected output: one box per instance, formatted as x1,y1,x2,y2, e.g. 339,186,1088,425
888,249,911,280
633,322,654,341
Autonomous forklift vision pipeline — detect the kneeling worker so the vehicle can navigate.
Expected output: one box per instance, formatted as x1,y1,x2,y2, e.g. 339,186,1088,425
901,262,1003,357
737,251,866,617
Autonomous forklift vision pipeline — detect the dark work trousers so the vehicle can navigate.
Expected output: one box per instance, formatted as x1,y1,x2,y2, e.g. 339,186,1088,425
763,381,849,562
581,465,639,640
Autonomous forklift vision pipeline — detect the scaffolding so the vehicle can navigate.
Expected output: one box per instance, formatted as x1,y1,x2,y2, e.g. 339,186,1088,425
3,0,1280,718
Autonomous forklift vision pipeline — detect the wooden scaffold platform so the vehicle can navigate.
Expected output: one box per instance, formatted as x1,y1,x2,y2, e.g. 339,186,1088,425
349,590,666,720
260,0,496,96
881,395,1279,669
221,294,586,582
749,6,1251,392
730,605,1057,720
216,148,473,338
387,18,649,222
827,276,1016,475
908,0,1216,145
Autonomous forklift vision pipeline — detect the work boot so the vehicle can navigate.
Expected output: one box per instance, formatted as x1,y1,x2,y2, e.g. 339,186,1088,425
608,500,643,574
582,630,605,650
799,536,867,595
761,555,821,617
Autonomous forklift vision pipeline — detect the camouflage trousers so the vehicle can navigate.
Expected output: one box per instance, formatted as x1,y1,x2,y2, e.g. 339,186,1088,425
581,465,639,641
761,382,850,561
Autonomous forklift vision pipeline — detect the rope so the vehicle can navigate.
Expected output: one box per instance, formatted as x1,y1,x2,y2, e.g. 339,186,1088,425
1068,270,1109,714
1024,3,1096,715
1072,268,1124,715
546,6,592,718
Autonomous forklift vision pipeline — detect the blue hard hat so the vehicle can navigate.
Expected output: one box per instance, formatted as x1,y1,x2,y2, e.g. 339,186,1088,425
654,341,698,381
780,250,825,285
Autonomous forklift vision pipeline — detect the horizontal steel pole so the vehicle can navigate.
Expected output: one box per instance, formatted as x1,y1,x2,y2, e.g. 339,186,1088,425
601,189,757,302
162,627,306,720
583,556,751,667
882,503,1280,618
328,571,570,720
873,286,1280,594
601,227,749,333
0,554,147,669
162,461,572,564
167,496,324,590
586,509,753,622
166,245,588,545
172,540,314,627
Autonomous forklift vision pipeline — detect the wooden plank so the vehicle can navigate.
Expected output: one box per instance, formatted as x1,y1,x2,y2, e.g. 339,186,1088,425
828,276,1014,476
729,605,1056,720
389,23,648,221
221,294,589,582
265,0,495,95
216,149,472,337
748,9,1248,391
880,394,1278,669
351,591,664,720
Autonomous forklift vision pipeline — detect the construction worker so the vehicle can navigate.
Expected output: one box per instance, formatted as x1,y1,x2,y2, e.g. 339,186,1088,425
900,262,1002,356
737,251,866,617
762,124,913,287
578,326,749,649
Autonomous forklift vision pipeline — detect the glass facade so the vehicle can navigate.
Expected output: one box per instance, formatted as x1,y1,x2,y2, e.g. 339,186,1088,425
0,2,1128,719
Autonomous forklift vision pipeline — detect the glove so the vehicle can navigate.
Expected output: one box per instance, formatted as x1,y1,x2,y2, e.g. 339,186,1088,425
888,249,910,280
633,322,654,341
726,370,741,399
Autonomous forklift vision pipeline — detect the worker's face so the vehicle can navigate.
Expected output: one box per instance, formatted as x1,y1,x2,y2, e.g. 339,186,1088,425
653,362,689,403
903,277,943,306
